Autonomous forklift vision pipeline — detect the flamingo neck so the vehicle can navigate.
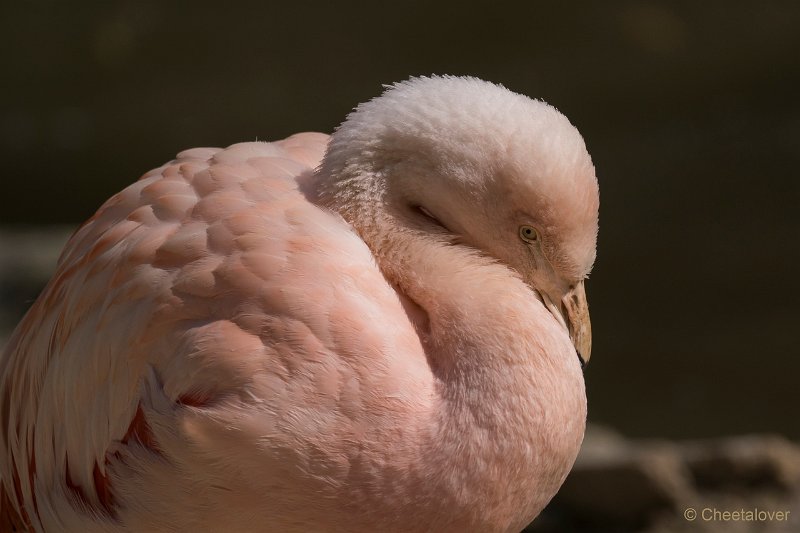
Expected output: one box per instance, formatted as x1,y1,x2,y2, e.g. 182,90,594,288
366,211,587,529
312,166,586,529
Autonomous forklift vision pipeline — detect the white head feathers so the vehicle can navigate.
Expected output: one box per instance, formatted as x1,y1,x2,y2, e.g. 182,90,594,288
320,75,599,279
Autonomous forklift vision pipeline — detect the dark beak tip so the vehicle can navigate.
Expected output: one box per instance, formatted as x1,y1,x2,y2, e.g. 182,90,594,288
577,351,587,370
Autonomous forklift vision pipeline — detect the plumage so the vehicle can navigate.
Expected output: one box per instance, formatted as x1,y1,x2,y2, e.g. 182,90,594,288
0,76,599,532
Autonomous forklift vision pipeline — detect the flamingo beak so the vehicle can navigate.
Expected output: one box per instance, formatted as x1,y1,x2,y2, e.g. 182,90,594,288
564,280,591,367
538,280,592,368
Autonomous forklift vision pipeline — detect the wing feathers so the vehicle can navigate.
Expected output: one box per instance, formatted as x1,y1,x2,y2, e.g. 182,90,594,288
0,133,431,530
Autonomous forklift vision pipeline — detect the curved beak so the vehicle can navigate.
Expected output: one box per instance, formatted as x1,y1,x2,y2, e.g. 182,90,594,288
538,280,592,368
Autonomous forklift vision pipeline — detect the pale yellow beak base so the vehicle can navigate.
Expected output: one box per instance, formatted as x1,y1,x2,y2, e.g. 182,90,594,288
537,280,592,367
563,280,591,366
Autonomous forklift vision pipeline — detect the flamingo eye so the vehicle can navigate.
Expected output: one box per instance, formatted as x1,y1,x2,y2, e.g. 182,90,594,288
519,225,539,244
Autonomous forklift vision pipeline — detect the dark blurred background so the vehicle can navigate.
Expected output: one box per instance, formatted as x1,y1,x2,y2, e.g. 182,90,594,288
1,0,798,446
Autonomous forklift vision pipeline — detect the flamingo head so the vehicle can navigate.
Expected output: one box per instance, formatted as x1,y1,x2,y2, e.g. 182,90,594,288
319,75,599,365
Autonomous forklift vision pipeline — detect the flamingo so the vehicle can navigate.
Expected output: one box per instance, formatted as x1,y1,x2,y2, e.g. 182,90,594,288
0,76,598,532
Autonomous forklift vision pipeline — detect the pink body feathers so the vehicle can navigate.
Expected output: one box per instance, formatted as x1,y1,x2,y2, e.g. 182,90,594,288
1,76,598,532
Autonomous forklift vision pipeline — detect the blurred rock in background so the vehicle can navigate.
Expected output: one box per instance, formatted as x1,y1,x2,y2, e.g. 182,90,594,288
526,425,800,532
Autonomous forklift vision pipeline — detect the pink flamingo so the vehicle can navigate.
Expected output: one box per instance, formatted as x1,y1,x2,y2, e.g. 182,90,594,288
0,76,598,532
